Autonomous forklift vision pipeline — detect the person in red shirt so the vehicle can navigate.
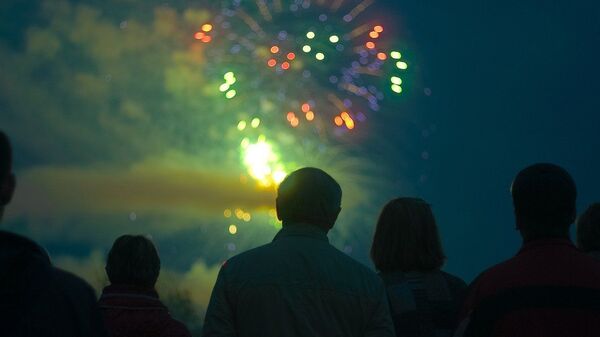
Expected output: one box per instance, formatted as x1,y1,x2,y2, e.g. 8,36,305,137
98,235,191,337
455,163,600,337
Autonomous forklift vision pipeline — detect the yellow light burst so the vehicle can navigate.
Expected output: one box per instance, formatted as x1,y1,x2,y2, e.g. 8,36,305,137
241,137,287,187
229,224,238,234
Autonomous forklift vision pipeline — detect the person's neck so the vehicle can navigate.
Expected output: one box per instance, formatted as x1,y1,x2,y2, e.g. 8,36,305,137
282,221,329,233
522,233,570,243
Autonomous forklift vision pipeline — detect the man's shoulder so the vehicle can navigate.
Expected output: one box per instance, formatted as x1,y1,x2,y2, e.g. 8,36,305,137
51,267,97,295
225,241,274,267
329,246,379,277
164,317,192,337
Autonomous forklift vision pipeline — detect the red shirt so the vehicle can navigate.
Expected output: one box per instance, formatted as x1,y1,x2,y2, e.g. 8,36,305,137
98,285,191,337
457,239,600,337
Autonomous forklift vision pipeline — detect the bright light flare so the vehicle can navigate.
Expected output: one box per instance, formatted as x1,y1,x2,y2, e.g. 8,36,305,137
202,24,213,32
242,138,287,187
334,116,343,126
229,224,237,234
219,83,230,92
287,112,296,122
226,90,237,99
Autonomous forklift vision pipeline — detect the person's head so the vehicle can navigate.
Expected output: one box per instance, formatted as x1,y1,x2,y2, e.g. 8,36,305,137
370,197,446,273
511,163,577,241
0,131,16,221
276,167,342,231
106,235,161,288
576,203,600,253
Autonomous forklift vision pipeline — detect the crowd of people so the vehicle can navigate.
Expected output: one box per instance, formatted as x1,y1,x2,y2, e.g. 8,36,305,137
1,128,600,337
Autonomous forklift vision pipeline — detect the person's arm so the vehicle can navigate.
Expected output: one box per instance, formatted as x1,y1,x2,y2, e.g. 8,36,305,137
202,263,237,337
365,281,396,337
453,274,484,337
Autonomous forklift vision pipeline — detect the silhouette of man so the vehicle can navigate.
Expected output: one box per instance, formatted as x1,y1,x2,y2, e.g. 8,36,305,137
456,163,600,337
0,130,106,337
99,234,191,337
203,167,395,337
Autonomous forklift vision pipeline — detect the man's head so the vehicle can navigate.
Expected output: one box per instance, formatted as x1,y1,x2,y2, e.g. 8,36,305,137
106,235,161,288
576,203,600,253
276,167,342,231
0,131,16,221
511,163,577,241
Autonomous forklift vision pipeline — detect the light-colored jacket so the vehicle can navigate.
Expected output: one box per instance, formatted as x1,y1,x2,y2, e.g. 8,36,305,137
202,223,396,337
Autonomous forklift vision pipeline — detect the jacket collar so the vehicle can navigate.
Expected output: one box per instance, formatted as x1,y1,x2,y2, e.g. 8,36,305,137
518,238,575,255
273,222,329,243
99,284,165,309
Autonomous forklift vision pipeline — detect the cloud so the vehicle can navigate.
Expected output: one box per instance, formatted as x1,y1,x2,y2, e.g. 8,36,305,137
7,159,276,219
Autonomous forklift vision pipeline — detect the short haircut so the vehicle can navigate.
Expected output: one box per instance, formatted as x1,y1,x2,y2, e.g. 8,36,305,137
0,131,11,179
511,163,577,231
277,167,342,225
106,235,161,287
371,198,446,273
577,203,600,253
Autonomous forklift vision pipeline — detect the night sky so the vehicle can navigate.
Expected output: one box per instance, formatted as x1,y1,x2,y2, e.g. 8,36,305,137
380,0,600,279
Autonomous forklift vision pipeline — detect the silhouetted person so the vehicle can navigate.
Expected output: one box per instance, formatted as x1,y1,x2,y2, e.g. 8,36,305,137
203,167,395,337
98,235,191,337
371,198,467,337
576,203,600,259
0,130,106,337
456,163,600,337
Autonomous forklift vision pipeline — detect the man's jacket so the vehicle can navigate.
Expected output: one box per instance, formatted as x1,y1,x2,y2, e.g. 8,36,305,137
0,230,106,337
456,239,600,337
203,223,396,337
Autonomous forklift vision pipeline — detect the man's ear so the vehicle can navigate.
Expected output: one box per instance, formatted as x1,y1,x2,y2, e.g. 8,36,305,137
0,173,16,206
325,207,342,230
275,197,282,221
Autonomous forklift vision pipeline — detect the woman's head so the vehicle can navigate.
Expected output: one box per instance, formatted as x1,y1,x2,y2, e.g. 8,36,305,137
370,198,446,273
106,234,161,288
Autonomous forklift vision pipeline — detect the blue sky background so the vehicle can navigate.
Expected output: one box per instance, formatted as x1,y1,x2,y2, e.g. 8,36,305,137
381,0,600,279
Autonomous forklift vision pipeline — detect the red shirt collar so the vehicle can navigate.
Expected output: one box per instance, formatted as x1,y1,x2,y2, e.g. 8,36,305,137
518,238,575,255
